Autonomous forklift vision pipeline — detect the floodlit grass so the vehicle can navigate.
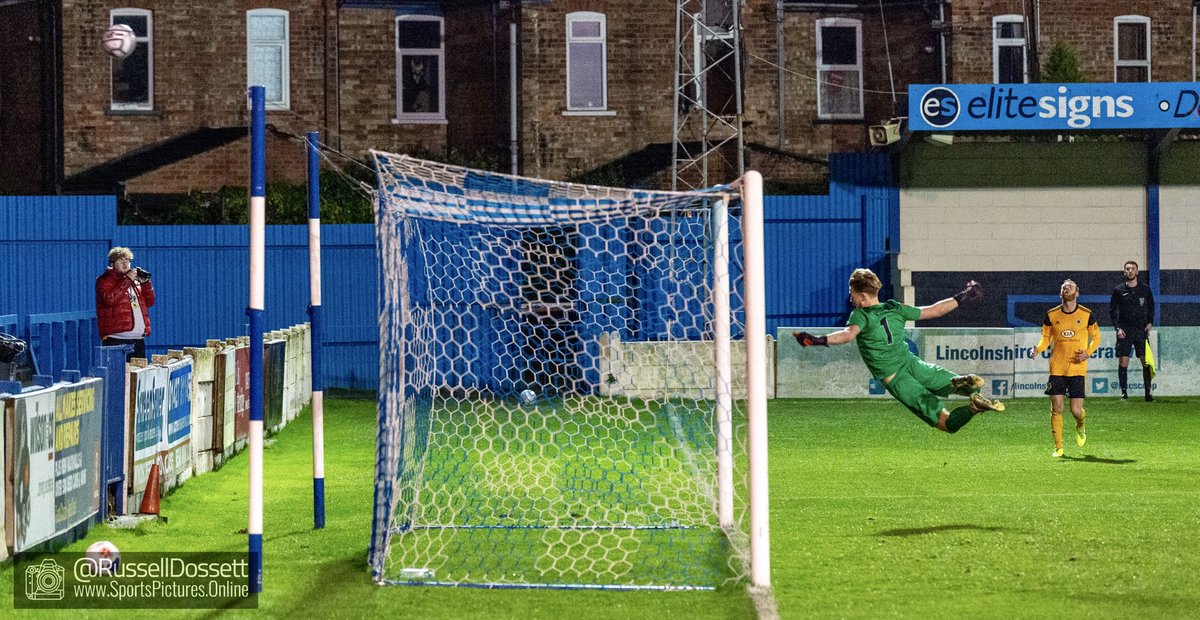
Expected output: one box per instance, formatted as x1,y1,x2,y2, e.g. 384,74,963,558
0,396,751,619
3,394,1198,618
770,395,1200,619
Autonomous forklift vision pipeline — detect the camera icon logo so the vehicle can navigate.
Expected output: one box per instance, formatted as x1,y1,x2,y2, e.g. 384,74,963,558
26,558,65,600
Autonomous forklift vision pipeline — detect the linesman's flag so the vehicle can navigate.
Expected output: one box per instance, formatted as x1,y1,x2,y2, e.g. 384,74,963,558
1145,340,1157,379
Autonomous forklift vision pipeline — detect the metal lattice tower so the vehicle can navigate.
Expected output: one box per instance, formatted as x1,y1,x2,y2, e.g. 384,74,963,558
672,0,745,191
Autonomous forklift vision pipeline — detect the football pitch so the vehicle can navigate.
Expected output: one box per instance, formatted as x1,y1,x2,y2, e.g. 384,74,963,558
3,394,1198,618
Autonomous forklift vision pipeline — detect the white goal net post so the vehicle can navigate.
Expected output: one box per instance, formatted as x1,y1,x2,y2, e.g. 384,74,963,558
369,151,768,591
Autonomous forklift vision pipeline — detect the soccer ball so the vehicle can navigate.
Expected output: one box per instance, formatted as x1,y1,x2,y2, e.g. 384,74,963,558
518,389,537,405
84,540,121,575
103,24,136,59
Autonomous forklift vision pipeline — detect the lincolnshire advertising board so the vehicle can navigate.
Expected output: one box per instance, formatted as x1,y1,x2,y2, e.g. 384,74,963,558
778,327,1170,399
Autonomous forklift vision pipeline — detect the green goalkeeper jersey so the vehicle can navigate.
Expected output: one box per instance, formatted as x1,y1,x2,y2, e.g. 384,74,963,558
847,300,922,380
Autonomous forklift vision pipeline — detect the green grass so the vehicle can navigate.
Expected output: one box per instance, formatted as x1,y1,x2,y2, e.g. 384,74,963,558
770,395,1200,619
4,395,1198,618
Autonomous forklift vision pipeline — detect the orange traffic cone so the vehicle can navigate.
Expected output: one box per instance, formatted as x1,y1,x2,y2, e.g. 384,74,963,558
139,463,161,515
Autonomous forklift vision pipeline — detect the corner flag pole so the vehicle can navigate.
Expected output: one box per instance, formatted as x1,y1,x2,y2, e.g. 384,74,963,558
248,85,266,594
306,131,326,529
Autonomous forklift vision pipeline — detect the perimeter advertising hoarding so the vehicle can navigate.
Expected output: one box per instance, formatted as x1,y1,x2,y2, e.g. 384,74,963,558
130,365,167,505
53,379,102,537
1014,328,1159,399
8,380,102,552
909,82,1200,131
11,389,57,551
163,359,192,486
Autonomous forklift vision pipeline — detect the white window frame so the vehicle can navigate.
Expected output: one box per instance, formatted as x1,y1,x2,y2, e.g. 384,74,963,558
992,14,1027,84
815,17,863,120
394,14,446,123
247,8,290,111
565,11,608,113
1114,15,1151,82
110,8,153,111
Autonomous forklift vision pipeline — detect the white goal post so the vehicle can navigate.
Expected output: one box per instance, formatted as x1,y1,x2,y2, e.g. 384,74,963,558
368,152,768,591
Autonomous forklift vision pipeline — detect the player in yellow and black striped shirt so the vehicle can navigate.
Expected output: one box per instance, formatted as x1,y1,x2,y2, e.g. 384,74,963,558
1030,279,1101,458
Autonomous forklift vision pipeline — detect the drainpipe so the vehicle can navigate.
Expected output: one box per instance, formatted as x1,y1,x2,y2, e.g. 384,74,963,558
777,0,785,149
938,0,947,83
510,20,519,175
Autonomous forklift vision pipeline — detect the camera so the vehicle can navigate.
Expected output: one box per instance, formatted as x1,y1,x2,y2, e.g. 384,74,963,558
25,558,65,600
134,267,151,280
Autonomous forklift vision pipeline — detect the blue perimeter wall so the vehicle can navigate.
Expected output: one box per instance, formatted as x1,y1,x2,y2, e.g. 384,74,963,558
0,154,895,390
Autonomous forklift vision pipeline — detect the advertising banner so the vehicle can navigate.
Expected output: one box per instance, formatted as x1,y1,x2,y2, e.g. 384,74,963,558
1014,328,1159,399
12,389,58,551
909,82,1200,131
53,379,102,535
164,360,193,484
130,366,168,500
264,339,285,430
213,348,236,455
914,329,1018,400
776,327,892,398
0,398,6,560
234,346,249,446
184,347,215,474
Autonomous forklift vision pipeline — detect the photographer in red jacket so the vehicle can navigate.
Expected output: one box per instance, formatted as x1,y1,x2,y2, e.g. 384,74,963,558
96,246,155,360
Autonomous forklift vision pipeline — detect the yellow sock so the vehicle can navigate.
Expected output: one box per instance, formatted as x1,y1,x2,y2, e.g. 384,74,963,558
1051,412,1063,449
1074,408,1086,430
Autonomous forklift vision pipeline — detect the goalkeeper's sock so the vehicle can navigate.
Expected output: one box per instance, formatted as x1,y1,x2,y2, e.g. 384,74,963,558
1051,412,1063,450
1118,366,1129,396
944,405,974,434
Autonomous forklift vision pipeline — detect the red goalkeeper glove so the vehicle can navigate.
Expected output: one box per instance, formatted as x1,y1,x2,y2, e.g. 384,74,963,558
953,280,983,305
793,331,828,347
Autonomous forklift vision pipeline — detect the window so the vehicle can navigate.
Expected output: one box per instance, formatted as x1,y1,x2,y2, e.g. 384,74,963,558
247,9,289,110
1114,16,1150,82
993,15,1027,84
395,15,445,121
566,12,607,112
110,9,152,111
816,18,862,120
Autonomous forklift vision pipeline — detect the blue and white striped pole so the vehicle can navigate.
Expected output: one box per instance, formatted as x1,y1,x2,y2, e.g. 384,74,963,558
247,85,266,594
306,131,326,529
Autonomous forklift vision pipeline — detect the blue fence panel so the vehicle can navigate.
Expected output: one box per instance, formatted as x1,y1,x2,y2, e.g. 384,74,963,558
763,153,895,333
0,196,115,317
27,311,98,381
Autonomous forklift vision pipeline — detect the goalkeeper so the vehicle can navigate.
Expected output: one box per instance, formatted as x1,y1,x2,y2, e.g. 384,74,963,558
793,268,1005,433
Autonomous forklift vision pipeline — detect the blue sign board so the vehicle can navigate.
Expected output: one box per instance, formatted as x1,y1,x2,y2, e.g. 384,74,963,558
909,82,1200,131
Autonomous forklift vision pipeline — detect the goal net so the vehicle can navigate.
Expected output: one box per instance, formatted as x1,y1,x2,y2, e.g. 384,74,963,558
369,151,765,590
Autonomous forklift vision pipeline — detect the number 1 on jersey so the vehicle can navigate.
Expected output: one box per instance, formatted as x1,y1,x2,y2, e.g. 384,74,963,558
880,317,894,344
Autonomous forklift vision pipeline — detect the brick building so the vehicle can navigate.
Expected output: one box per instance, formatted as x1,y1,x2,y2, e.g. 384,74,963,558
1,1,1197,198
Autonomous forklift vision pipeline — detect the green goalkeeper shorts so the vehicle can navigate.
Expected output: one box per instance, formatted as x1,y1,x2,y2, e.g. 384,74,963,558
882,357,959,428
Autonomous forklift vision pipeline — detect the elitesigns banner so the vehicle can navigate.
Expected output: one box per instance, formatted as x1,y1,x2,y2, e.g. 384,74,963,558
909,82,1200,131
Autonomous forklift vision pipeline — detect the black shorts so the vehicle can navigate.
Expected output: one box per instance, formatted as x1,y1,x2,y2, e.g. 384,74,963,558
1114,333,1146,359
1045,375,1086,399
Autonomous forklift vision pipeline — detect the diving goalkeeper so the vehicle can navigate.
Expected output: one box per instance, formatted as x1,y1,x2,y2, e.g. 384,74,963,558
793,268,1005,433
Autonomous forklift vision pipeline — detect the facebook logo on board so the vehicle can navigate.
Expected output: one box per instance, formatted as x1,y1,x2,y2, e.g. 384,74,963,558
992,379,1009,396
868,378,886,395
1092,378,1110,394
